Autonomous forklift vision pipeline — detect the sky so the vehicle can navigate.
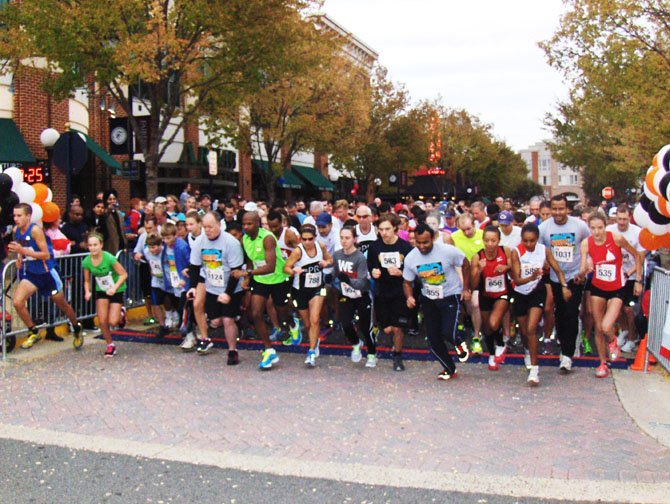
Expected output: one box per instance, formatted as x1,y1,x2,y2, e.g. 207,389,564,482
323,0,570,152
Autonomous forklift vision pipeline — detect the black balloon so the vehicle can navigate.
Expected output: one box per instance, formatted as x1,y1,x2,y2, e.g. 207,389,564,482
0,191,19,227
648,203,670,225
640,193,651,211
663,148,670,172
660,171,670,201
0,173,12,197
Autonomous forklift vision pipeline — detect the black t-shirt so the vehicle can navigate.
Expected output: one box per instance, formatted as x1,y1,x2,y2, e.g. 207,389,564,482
61,222,90,254
367,237,413,297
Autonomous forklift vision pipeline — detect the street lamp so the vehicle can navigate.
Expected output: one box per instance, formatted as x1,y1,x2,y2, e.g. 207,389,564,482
40,128,60,191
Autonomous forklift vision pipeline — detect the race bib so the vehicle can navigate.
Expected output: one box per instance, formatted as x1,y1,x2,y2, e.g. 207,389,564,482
253,259,267,269
485,274,506,293
205,267,226,288
595,264,616,282
424,284,443,300
341,282,362,299
95,274,114,291
169,269,181,289
379,251,401,269
305,271,322,288
552,246,573,263
149,259,163,278
521,263,540,279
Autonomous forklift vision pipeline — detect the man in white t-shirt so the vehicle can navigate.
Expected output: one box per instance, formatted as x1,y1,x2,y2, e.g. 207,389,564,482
606,204,645,351
498,211,521,249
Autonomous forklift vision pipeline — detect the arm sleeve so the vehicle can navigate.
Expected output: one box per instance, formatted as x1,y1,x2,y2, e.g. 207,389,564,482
188,265,202,290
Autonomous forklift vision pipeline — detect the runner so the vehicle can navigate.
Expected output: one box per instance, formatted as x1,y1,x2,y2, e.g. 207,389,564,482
187,212,244,365
367,214,414,370
510,223,571,386
283,224,332,367
240,211,297,369
403,223,472,380
539,194,590,373
354,205,377,257
470,226,511,371
333,227,377,368
579,213,642,378
8,203,83,350
82,232,128,357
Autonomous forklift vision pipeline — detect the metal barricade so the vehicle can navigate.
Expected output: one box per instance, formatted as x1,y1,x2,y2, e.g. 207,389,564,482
646,267,670,372
1,249,145,361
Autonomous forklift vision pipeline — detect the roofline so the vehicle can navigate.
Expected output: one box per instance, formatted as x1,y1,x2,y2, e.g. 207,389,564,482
309,12,379,61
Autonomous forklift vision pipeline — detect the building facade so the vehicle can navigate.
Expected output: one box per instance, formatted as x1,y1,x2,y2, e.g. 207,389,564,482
519,141,585,202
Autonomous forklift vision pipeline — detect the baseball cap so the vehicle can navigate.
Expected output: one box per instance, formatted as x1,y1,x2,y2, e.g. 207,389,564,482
608,206,617,217
154,196,167,204
243,201,258,212
394,203,404,213
444,211,455,218
315,212,332,226
498,210,514,225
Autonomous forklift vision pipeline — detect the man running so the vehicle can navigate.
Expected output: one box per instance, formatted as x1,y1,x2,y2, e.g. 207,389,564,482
354,205,377,257
9,203,82,349
539,194,590,373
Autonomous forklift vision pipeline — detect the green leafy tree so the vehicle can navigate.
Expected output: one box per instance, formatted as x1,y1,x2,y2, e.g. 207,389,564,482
0,0,313,197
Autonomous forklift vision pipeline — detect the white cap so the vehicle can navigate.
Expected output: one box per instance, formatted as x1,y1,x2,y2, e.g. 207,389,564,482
243,201,258,212
608,206,617,217
154,196,167,204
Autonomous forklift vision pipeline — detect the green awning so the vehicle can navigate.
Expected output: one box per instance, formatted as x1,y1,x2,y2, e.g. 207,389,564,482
0,119,36,163
73,129,122,169
278,169,304,189
252,159,270,172
180,142,195,164
292,164,334,191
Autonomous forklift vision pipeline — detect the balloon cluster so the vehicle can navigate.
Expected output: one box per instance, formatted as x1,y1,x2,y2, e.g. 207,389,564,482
0,167,60,226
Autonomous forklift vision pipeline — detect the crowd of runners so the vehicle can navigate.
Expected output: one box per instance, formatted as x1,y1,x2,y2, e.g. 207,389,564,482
6,187,652,387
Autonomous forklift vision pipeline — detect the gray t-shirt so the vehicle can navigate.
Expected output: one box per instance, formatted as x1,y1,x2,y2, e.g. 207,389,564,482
539,216,590,282
190,231,244,295
403,242,466,299
333,248,370,298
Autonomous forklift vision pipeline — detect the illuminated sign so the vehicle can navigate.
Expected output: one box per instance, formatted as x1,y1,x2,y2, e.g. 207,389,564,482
22,163,51,185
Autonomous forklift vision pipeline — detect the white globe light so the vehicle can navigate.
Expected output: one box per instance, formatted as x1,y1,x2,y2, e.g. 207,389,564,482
374,178,382,186
40,128,60,148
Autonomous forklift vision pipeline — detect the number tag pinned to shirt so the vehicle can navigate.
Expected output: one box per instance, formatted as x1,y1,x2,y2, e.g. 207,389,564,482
424,284,443,300
595,264,616,282
95,274,114,291
552,246,573,263
341,282,362,299
379,252,401,269
304,271,322,288
205,267,225,288
149,259,163,277
485,274,505,293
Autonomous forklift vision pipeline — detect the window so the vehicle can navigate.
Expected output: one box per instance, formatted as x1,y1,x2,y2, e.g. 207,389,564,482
542,176,549,185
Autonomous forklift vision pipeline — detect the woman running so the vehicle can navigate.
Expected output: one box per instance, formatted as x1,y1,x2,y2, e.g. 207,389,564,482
510,224,571,386
470,226,511,371
333,227,378,368
82,233,128,357
578,213,642,378
283,224,332,367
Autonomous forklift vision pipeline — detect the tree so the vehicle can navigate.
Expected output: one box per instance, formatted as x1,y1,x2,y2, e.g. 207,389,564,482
540,0,670,200
0,0,314,197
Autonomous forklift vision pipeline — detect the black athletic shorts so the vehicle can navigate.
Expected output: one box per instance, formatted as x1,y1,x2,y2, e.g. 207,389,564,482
96,291,124,304
205,291,243,319
620,280,637,307
479,293,510,312
589,284,624,302
374,295,409,329
513,286,547,317
291,287,325,311
249,279,291,307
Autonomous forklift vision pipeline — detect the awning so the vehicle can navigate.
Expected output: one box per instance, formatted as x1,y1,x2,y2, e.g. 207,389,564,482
292,164,334,191
406,175,452,196
278,169,304,189
0,118,36,163
73,130,122,169
252,159,270,172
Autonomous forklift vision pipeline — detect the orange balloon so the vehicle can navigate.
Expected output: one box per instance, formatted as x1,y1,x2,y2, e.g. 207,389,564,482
657,233,670,249
646,166,659,196
32,183,49,204
640,229,660,251
40,201,61,223
653,154,659,169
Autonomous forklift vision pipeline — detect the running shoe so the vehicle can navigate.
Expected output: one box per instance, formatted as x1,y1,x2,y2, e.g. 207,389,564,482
392,353,405,371
487,355,499,371
289,318,302,346
227,350,239,366
437,370,458,381
119,307,127,329
305,349,316,367
104,344,116,358
595,363,610,378
351,342,362,363
180,332,197,351
581,331,593,355
524,349,531,370
157,325,170,339
269,326,283,342
21,331,41,350
143,317,157,325
527,365,540,386
314,338,320,358
559,355,572,374
621,340,637,353
196,338,214,354
455,341,469,362
470,336,483,355
493,345,507,364
365,354,377,368
608,341,621,361
617,330,629,348
259,348,279,369
72,322,84,350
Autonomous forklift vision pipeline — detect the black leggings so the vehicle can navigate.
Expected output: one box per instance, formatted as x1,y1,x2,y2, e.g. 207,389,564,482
339,293,376,355
550,280,584,358
422,295,461,374
484,327,503,354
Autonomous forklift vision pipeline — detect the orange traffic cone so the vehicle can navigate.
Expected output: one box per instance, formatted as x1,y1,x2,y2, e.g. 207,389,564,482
631,335,652,372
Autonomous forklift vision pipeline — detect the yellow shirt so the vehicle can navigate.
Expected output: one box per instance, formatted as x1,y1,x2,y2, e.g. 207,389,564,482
450,229,484,260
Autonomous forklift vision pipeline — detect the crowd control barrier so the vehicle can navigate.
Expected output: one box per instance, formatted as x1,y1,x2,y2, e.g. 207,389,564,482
646,267,670,372
1,249,145,361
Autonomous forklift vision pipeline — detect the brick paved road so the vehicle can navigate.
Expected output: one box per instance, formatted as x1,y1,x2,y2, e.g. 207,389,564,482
0,341,668,500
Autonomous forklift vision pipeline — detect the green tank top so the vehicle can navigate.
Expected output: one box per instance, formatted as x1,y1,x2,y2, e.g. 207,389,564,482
451,229,484,260
243,227,287,285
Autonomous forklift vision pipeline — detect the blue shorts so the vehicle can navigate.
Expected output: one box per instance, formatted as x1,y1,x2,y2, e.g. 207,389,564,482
151,287,168,305
19,269,63,298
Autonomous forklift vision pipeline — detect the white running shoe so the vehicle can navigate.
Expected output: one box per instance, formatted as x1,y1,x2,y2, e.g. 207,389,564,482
617,330,629,348
527,365,540,386
559,355,572,373
180,332,197,351
621,340,637,353
351,342,362,363
365,354,377,368
524,350,531,370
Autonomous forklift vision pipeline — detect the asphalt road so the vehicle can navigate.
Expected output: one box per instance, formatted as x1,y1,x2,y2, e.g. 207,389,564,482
0,437,595,504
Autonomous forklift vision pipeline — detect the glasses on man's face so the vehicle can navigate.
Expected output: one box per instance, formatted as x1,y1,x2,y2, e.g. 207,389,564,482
357,214,371,219
302,236,314,241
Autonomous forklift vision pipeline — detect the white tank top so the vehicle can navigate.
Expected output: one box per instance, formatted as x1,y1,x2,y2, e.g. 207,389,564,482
355,224,377,256
277,227,296,260
292,242,324,289
514,242,546,295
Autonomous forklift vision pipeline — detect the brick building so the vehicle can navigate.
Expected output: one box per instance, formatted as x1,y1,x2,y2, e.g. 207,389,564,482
519,141,585,202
